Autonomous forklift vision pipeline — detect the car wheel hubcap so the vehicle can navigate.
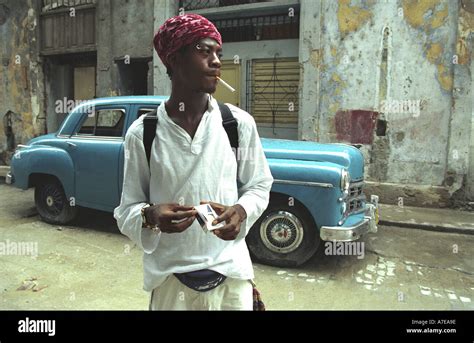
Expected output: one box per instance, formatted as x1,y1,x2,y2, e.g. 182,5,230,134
46,196,54,207
41,184,64,216
260,211,304,253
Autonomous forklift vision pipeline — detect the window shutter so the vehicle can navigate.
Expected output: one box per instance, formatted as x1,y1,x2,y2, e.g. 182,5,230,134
248,58,300,126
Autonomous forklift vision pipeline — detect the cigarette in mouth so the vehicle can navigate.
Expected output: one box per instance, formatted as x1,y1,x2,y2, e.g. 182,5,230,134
216,76,235,92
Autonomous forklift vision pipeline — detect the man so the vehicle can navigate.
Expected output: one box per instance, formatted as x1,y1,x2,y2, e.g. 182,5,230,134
113,14,273,310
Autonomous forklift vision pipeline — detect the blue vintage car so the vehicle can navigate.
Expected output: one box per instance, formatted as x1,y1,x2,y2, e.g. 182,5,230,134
6,96,378,267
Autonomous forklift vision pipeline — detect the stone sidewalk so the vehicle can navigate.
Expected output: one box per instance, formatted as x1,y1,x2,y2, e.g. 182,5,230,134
379,204,474,235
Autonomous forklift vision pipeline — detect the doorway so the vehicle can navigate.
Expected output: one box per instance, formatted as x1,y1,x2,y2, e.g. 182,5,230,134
74,66,96,101
116,58,150,95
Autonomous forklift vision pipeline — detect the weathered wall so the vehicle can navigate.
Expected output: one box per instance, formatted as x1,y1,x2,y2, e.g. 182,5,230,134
0,0,45,165
152,0,178,97
110,0,154,58
97,0,154,97
44,62,73,133
298,0,321,143
469,42,474,199
300,0,473,203
452,0,473,201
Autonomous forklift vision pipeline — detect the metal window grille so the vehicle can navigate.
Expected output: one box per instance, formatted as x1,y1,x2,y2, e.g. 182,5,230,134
42,0,96,12
213,13,299,42
179,0,266,10
246,57,300,128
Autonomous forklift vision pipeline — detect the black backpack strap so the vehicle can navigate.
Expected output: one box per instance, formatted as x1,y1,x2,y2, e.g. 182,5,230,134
142,109,158,167
218,102,239,153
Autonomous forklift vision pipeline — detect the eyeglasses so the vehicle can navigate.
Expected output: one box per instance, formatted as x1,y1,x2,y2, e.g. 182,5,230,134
195,43,223,59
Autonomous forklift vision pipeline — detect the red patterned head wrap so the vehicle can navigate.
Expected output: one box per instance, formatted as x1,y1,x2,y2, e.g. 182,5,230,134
153,14,222,69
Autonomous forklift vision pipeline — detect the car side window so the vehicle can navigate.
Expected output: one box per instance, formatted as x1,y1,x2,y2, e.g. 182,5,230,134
137,108,155,119
78,115,96,135
77,109,125,137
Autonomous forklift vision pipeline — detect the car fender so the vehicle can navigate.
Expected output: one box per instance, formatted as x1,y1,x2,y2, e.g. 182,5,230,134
267,158,343,228
13,145,75,198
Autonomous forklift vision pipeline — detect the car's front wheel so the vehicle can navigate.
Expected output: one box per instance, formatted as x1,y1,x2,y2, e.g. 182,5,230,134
246,193,320,267
35,177,78,224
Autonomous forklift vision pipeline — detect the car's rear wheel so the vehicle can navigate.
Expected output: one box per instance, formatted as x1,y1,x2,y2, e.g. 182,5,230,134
246,193,320,267
35,177,78,224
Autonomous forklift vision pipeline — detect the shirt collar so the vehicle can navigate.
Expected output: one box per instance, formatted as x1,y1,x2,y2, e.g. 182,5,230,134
157,94,218,124
158,94,216,112
207,94,217,113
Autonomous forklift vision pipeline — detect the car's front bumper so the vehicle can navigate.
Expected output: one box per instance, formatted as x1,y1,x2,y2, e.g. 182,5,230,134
320,202,379,241
6,171,13,185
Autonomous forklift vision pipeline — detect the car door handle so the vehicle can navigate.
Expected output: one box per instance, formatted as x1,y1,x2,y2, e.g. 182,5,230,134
66,141,77,148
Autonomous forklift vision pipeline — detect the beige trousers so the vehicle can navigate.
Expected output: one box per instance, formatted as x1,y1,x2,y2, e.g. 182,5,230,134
149,274,253,310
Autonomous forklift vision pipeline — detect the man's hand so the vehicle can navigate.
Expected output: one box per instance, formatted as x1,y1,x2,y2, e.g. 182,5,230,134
200,201,247,241
145,203,197,233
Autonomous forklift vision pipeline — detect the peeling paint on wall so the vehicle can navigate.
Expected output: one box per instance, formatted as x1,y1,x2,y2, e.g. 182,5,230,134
26,8,36,31
337,0,373,38
421,40,453,91
331,72,347,96
402,0,446,30
436,64,453,91
431,4,449,29
457,6,474,65
309,49,320,69
402,0,453,92
426,42,443,63
0,1,44,165
424,42,453,91
31,95,40,123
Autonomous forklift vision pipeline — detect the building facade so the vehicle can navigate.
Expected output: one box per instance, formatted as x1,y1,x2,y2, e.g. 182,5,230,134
1,0,473,207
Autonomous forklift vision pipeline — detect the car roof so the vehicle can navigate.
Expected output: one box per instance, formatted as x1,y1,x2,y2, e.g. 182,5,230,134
85,95,169,106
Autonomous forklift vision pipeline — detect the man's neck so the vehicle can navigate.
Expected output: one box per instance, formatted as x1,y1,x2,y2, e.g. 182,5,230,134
164,83,212,139
166,86,209,124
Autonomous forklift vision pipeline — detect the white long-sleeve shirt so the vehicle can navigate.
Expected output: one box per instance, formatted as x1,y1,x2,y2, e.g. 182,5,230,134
113,95,274,291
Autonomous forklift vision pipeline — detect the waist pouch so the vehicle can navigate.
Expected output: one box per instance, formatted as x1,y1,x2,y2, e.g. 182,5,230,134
173,269,226,292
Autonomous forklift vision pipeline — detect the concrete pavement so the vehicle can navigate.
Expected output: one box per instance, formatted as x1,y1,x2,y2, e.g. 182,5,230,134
379,204,474,235
0,182,473,310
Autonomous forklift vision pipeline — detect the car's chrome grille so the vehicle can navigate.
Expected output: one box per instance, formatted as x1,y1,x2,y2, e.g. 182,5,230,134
348,198,364,212
349,183,364,197
347,181,365,214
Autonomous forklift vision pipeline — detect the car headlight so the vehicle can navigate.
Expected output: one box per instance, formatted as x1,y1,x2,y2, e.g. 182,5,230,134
341,169,350,193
